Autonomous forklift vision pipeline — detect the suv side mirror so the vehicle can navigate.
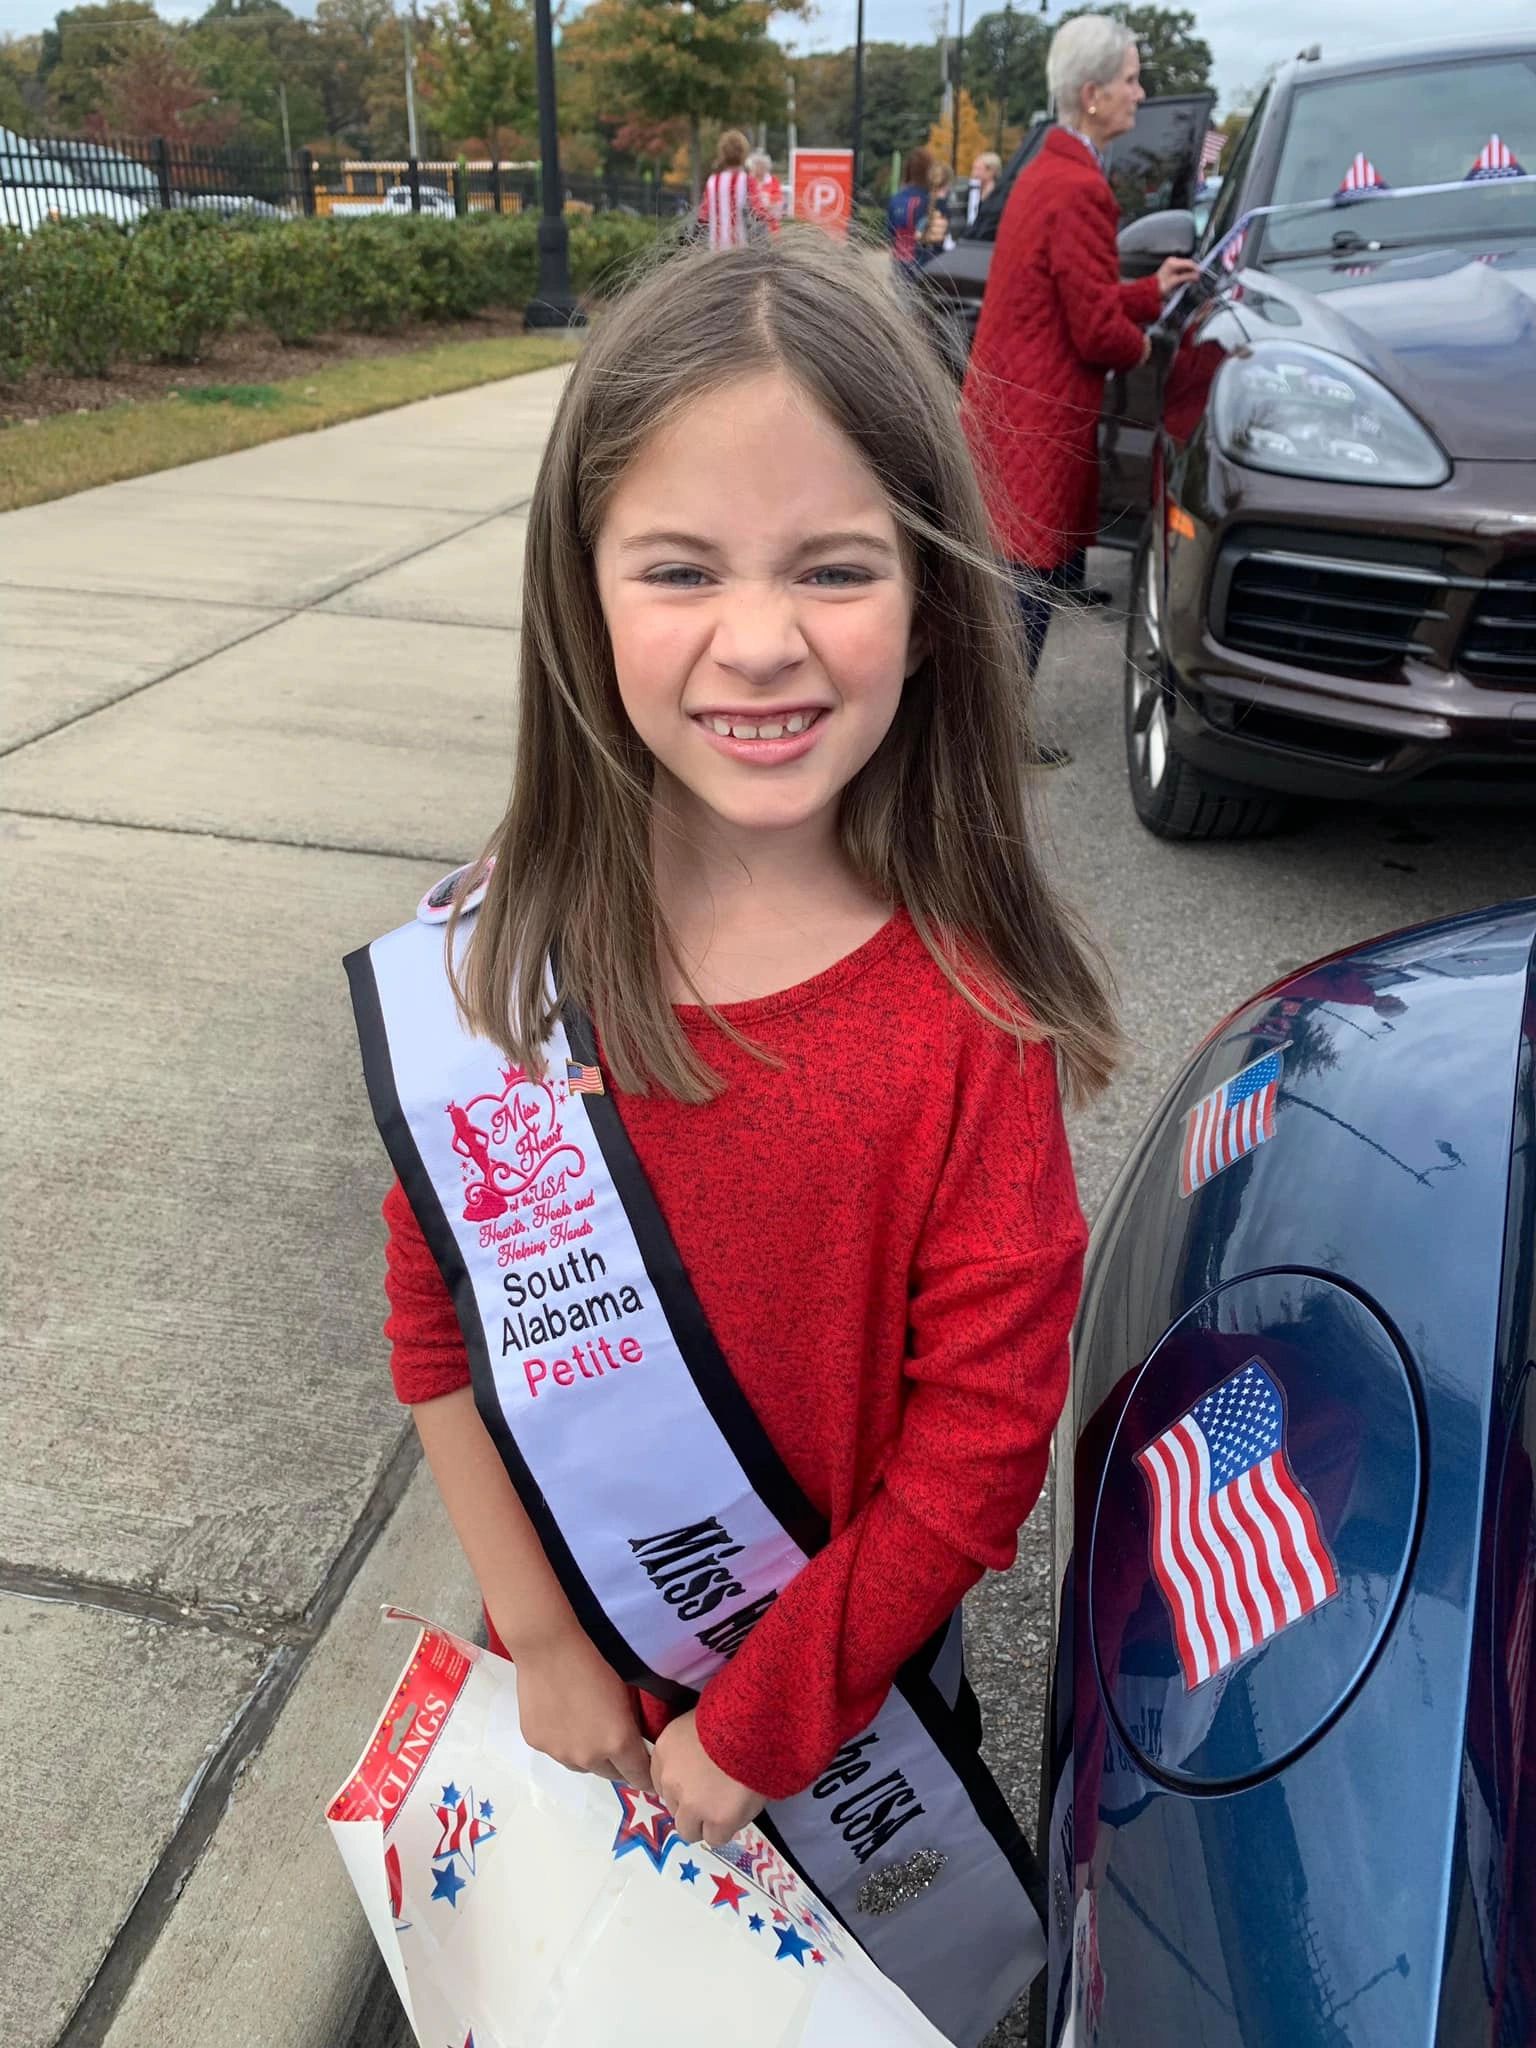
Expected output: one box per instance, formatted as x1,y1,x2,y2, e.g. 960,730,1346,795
1117,207,1198,278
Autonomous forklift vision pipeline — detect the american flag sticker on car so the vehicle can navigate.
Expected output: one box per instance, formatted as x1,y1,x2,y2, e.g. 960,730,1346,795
1136,1358,1340,1691
1180,1046,1285,1198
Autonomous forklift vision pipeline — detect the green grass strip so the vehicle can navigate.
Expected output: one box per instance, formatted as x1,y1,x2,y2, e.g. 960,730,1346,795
0,332,581,512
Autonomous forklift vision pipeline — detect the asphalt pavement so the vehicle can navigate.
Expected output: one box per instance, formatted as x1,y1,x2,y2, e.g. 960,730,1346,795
4,365,1535,2048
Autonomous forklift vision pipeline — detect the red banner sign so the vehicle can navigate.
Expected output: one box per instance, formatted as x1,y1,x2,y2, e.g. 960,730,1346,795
789,149,854,237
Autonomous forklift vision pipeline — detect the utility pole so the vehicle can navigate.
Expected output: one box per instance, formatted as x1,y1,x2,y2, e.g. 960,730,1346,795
996,0,1016,149
786,67,797,160
277,78,293,169
851,0,866,198
403,10,420,159
951,0,966,171
937,0,951,133
525,0,582,327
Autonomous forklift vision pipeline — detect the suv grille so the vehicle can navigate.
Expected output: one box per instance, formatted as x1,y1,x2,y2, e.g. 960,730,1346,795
1216,546,1446,678
1461,566,1536,688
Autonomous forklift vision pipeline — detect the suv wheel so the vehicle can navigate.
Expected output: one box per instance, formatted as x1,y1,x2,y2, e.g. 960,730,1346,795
1124,539,1292,841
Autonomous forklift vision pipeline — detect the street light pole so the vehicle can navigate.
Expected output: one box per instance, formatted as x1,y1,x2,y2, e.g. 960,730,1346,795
951,0,966,171
525,0,583,329
851,0,866,197
403,11,419,159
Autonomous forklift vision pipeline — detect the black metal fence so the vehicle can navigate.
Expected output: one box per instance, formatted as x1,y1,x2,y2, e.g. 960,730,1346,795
0,126,689,233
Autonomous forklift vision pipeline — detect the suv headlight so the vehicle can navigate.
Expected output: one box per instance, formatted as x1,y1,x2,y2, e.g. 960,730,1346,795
1212,342,1449,486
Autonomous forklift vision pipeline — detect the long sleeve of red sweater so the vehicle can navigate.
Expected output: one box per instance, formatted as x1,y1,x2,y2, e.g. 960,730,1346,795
695,1031,1083,1797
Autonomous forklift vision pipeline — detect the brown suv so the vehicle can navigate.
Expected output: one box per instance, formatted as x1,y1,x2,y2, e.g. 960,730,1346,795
1107,36,1536,838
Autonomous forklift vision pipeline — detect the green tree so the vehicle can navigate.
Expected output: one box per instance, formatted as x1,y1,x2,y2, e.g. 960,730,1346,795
965,6,1049,137
426,0,533,161
98,31,238,141
791,40,940,192
40,1,163,129
577,0,801,198
0,34,45,130
189,0,326,158
310,0,394,152
1065,4,1212,98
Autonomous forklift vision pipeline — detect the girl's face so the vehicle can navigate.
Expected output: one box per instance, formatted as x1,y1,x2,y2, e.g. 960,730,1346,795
594,370,921,849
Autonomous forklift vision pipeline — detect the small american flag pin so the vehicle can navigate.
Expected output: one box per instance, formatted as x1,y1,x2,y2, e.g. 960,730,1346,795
566,1059,604,1097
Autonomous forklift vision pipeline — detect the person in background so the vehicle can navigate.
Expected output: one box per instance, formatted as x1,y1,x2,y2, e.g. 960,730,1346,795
917,158,955,263
699,129,756,249
885,145,931,271
961,15,1200,757
747,149,784,233
966,150,1002,226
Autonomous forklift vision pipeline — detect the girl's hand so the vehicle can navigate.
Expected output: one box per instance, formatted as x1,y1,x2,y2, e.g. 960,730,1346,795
511,1625,654,1790
651,1710,766,1847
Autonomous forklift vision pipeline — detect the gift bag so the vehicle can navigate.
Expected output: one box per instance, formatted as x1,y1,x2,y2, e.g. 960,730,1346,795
328,1612,951,2047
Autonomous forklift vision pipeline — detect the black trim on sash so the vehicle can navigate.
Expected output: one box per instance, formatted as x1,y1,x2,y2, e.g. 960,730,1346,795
894,1666,1048,1926
563,1000,830,1564
344,944,689,1707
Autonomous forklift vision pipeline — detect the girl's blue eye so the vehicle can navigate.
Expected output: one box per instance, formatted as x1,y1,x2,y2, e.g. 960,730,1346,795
644,565,711,587
804,565,873,588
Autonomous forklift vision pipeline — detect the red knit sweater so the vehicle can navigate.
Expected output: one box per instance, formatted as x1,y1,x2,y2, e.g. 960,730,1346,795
380,913,1087,1800
962,127,1164,569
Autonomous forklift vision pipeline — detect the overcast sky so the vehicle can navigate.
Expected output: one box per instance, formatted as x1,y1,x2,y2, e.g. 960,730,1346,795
785,0,1534,111
7,0,1533,114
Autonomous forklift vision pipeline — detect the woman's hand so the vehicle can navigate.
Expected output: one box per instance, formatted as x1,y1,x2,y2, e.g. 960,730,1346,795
651,1710,767,1848
1156,255,1202,300
511,1625,654,1789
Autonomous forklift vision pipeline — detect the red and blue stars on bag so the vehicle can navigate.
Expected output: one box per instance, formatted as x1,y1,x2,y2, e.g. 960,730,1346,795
610,1784,834,1965
428,1781,497,1907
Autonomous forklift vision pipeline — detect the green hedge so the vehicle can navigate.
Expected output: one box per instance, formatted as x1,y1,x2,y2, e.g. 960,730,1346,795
0,210,665,382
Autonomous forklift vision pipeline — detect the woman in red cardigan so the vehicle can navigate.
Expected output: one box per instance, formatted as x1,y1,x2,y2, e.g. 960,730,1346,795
962,16,1199,750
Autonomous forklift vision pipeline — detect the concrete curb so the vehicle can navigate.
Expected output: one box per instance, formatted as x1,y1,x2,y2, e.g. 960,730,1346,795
95,1460,478,2048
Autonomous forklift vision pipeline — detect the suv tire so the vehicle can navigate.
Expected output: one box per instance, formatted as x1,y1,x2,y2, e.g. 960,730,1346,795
1124,538,1292,842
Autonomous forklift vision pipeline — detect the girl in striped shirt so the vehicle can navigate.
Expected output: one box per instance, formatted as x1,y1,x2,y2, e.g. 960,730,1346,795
699,129,757,249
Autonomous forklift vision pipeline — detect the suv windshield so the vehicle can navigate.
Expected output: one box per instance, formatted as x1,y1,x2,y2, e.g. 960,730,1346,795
1264,52,1536,256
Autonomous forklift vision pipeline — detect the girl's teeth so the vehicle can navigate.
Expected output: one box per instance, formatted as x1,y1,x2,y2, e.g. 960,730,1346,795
703,712,818,740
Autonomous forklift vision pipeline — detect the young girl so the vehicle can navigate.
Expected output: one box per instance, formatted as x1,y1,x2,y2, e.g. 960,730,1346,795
698,128,757,249
347,232,1115,2045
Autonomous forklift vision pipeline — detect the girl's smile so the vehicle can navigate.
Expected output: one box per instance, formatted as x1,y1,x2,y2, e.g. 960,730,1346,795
594,369,922,847
690,703,829,763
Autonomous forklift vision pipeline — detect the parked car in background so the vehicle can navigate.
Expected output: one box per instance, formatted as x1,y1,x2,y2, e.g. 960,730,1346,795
0,128,144,230
331,183,457,220
32,137,158,201
177,191,287,221
1111,34,1536,838
1050,901,1535,2046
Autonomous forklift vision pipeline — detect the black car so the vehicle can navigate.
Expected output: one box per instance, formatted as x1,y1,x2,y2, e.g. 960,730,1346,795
1049,900,1536,2045
1106,37,1536,838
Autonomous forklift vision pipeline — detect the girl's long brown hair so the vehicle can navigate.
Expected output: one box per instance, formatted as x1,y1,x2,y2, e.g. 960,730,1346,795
451,229,1118,1105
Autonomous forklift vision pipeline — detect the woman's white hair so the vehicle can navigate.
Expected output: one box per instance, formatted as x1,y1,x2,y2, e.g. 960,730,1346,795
1047,14,1137,120
746,150,772,177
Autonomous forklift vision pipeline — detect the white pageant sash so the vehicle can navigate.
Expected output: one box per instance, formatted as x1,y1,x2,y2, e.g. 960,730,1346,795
346,902,1046,2045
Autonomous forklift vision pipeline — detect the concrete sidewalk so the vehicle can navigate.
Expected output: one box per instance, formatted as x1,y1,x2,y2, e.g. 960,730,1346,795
1,369,570,2048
